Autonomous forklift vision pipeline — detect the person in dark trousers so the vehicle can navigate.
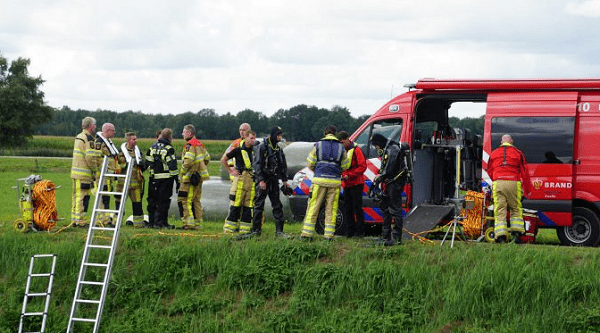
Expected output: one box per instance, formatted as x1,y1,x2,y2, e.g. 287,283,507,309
370,133,408,246
338,131,367,237
145,128,178,229
486,134,531,243
241,126,292,239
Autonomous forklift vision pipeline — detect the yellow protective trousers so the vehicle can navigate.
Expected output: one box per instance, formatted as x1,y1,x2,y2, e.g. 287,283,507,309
178,181,203,227
493,180,525,239
223,171,255,234
301,183,340,239
71,179,92,226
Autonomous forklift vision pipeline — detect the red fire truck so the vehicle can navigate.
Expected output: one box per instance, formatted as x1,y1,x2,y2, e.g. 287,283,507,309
289,78,600,246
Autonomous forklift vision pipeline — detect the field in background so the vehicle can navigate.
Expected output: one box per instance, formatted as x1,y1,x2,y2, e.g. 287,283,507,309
0,135,231,159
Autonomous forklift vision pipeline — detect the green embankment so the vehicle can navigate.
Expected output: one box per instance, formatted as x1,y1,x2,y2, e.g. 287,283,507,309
1,147,600,332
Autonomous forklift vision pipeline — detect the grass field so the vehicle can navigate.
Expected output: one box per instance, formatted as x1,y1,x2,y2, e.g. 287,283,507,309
2,157,600,332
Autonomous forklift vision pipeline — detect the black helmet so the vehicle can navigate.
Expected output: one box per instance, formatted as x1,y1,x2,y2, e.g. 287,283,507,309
370,133,388,149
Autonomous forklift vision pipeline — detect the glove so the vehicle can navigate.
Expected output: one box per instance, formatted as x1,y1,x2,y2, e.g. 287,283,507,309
280,184,294,196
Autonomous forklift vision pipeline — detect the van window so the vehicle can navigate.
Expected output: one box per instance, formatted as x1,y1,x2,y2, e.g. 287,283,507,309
491,117,574,164
355,119,403,159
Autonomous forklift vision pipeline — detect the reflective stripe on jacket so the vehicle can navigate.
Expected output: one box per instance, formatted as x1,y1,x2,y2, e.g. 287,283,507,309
71,129,98,181
307,134,350,187
146,139,178,180
341,142,367,188
180,137,210,182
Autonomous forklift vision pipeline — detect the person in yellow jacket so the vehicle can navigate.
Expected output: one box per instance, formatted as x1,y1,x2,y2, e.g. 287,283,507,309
178,124,210,230
93,123,120,227
70,116,101,227
115,132,146,227
222,130,257,235
301,125,350,240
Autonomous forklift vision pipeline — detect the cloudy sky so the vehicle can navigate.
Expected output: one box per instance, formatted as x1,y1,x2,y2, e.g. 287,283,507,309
3,0,600,118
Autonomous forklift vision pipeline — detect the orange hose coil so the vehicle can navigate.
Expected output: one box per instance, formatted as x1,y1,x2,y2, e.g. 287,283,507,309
31,180,58,230
461,191,485,238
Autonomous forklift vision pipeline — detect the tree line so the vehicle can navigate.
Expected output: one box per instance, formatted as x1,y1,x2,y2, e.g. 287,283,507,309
35,105,372,142
1,53,483,145
35,106,483,142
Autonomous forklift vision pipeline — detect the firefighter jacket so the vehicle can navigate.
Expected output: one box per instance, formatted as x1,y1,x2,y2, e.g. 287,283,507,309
226,140,254,174
487,142,532,194
145,138,178,180
307,134,350,187
91,134,120,179
341,141,367,188
118,146,145,189
71,129,99,182
180,137,210,183
378,141,407,184
253,137,288,183
224,137,243,167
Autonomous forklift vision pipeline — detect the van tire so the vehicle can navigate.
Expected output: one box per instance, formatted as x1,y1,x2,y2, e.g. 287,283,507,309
315,205,347,236
557,207,600,247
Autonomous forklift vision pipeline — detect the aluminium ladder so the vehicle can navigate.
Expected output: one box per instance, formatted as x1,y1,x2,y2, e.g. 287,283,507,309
67,142,139,333
19,254,57,333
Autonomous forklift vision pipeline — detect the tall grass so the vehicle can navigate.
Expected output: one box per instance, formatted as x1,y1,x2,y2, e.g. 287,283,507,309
2,157,598,332
2,229,600,333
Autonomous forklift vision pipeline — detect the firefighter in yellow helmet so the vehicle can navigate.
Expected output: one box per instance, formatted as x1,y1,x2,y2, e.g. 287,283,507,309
178,124,210,230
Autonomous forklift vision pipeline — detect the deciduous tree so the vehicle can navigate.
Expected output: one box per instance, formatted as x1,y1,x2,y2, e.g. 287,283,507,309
0,54,53,146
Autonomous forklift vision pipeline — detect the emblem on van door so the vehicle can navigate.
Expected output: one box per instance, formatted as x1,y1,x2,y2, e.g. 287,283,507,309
389,104,400,112
533,179,543,190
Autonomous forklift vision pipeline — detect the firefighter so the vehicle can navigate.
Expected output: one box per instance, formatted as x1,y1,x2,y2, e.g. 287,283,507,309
146,128,178,229
92,123,120,227
115,132,146,228
242,126,292,238
370,133,408,246
223,123,251,178
222,130,257,235
486,134,532,243
338,130,367,237
178,124,210,230
70,116,100,227
300,125,350,240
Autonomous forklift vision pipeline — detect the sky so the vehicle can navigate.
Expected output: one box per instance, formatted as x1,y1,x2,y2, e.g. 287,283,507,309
3,0,600,119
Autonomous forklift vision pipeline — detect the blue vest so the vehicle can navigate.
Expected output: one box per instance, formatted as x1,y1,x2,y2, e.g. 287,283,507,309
314,139,344,180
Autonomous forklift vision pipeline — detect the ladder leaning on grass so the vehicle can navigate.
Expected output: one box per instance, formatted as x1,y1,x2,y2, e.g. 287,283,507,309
66,138,142,333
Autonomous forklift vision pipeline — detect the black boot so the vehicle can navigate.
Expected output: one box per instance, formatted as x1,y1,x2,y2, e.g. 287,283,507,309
235,229,261,240
384,232,403,246
377,227,392,245
275,220,291,238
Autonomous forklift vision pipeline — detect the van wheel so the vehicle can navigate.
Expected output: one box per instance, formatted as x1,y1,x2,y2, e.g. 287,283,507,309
557,207,600,247
315,205,346,236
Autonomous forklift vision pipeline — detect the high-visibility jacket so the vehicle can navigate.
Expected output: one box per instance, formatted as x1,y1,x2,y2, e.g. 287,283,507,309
91,134,120,179
119,145,145,189
487,142,531,194
341,141,367,188
180,137,210,183
71,129,99,182
307,134,350,187
145,138,178,180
